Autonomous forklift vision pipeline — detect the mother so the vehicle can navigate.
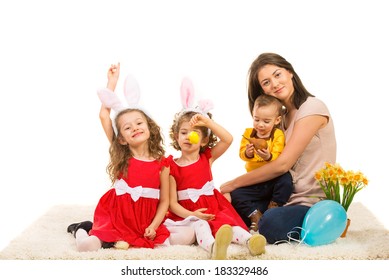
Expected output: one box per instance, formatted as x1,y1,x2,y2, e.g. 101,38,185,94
220,53,336,244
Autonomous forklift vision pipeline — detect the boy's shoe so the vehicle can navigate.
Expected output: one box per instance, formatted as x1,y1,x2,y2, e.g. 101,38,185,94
249,209,262,233
67,221,93,237
211,224,233,260
267,200,279,209
247,233,266,256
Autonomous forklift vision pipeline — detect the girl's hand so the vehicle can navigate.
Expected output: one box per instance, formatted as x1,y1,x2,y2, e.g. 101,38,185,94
144,227,156,240
107,63,120,88
255,148,271,161
189,114,210,128
193,208,215,221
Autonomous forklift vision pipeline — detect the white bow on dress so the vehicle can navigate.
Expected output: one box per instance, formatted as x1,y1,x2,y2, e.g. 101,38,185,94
178,181,215,202
114,179,143,202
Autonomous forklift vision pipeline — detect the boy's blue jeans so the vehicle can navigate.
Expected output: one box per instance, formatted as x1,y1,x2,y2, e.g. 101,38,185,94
230,172,293,226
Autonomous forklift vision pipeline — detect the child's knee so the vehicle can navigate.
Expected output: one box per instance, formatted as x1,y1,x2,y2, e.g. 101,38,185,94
169,226,196,245
180,227,196,245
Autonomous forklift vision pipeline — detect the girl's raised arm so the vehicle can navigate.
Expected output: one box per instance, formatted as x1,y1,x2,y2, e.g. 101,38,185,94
99,63,120,143
190,114,233,164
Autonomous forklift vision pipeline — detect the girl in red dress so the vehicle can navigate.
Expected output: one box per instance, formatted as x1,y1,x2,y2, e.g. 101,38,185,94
68,106,171,251
67,64,194,251
163,78,266,259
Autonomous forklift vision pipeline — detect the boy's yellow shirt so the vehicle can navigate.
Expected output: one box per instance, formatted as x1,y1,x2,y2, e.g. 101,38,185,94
239,127,285,172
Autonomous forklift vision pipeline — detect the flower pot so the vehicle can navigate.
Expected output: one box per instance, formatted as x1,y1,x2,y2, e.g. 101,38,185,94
341,218,351,238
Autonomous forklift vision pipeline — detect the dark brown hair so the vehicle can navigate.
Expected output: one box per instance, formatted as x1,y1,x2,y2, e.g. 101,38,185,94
248,53,314,114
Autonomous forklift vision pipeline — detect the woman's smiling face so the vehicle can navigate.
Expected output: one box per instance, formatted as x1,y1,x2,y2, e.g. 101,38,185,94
258,64,294,103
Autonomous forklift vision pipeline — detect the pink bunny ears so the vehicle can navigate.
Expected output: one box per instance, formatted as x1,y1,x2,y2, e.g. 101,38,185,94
179,77,214,117
97,74,141,112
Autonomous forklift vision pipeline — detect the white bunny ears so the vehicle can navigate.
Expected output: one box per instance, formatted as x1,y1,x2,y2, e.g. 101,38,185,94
97,74,141,112
97,74,142,135
179,77,214,117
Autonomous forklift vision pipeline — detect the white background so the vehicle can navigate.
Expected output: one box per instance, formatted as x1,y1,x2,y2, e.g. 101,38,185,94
1,0,388,262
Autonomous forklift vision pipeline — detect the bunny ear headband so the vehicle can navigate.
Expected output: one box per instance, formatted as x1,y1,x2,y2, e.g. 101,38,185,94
97,74,142,135
179,77,214,117
179,77,214,136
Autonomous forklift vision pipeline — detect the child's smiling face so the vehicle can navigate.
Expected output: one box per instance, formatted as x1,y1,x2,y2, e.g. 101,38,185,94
117,110,150,146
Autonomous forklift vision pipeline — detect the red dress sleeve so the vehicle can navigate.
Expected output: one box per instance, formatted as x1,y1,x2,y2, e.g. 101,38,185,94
203,147,212,160
165,155,176,176
160,156,170,168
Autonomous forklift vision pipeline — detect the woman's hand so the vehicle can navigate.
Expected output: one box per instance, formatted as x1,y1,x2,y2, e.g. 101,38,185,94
223,192,232,202
220,180,235,194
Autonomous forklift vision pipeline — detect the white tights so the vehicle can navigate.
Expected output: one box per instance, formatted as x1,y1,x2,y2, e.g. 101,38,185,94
231,225,252,245
75,226,197,252
166,226,196,245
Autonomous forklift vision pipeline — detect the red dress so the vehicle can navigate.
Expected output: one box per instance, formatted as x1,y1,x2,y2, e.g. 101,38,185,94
166,148,248,236
89,157,170,248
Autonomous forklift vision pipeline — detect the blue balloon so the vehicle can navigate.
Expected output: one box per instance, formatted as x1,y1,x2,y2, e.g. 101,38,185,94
301,200,347,246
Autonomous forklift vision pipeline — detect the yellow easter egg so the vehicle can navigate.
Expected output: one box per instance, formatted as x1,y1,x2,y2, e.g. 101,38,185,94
188,131,199,144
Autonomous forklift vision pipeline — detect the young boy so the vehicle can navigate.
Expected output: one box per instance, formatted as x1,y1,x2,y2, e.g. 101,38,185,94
233,95,293,233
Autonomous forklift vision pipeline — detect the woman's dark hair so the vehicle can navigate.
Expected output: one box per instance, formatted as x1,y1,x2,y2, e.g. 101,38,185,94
247,53,314,114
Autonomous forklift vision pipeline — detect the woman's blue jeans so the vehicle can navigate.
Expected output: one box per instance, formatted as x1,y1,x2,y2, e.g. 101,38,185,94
258,205,310,244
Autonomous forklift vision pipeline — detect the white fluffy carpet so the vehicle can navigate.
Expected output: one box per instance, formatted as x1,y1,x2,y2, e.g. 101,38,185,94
1,202,388,260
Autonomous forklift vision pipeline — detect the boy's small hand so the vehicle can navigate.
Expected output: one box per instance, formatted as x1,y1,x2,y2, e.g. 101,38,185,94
255,148,271,161
245,144,255,158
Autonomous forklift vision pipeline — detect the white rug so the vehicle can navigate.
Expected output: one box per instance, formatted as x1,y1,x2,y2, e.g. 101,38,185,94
1,202,388,260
